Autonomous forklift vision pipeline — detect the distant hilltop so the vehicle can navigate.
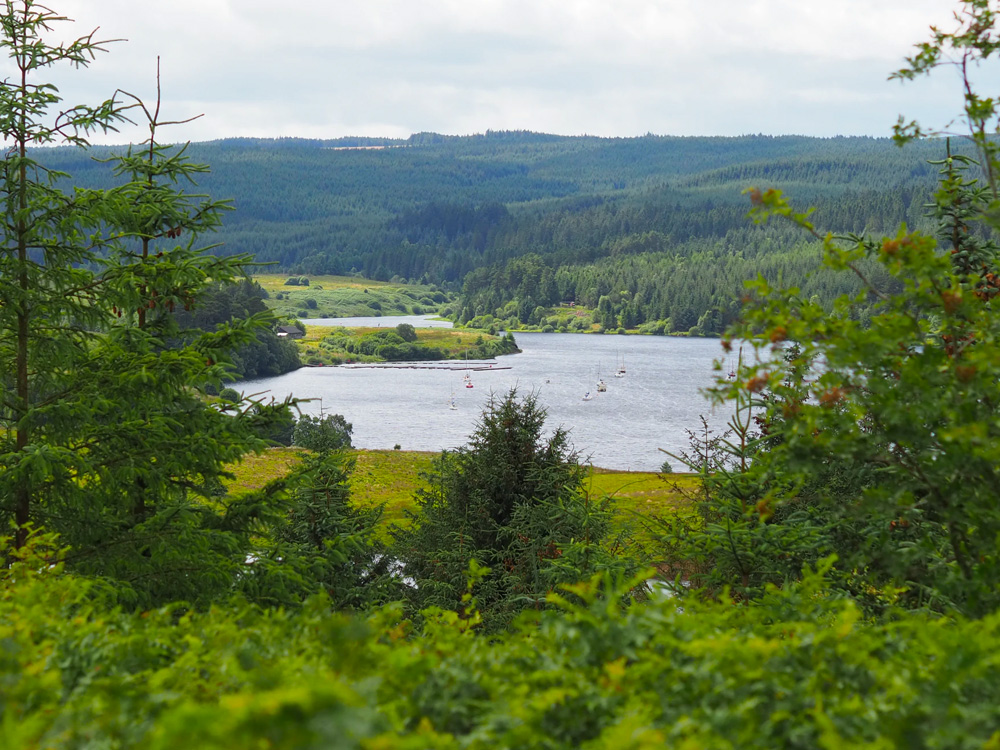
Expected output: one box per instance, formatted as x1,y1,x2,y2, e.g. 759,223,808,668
32,131,962,336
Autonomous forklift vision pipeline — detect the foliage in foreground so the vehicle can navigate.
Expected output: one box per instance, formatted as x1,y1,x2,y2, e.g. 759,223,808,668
656,1,1000,618
5,540,1000,750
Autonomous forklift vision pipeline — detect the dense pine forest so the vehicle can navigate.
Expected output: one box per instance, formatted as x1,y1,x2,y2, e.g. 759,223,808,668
6,0,1000,747
37,132,962,332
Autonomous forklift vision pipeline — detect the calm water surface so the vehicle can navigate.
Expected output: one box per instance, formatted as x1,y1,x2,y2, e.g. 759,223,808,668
239,318,733,472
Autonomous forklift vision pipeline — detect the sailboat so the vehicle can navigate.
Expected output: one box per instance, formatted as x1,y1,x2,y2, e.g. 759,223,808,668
463,350,474,387
615,352,626,378
449,391,458,410
596,363,607,392
582,391,593,401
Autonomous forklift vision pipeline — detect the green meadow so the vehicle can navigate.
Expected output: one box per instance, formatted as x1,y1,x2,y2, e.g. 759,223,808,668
225,447,692,545
295,325,517,366
253,273,453,319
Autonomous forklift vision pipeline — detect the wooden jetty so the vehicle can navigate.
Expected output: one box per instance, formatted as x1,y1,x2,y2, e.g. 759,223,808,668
343,362,511,371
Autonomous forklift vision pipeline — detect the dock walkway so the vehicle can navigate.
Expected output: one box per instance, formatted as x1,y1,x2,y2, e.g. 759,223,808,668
343,362,511,371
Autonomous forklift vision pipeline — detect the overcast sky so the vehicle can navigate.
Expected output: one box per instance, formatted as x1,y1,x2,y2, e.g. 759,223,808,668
19,1,977,144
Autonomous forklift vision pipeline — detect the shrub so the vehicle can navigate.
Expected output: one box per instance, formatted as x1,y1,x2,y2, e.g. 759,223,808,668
292,413,353,452
395,323,418,342
219,387,240,403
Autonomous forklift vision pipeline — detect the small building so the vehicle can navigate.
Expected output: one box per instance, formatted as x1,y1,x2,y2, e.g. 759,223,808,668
276,325,304,339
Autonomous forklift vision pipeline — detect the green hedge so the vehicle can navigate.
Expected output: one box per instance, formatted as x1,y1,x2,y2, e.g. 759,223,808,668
5,541,1000,749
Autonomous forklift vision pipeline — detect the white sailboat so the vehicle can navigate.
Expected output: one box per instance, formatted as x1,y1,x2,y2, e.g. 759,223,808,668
449,391,458,410
582,391,593,401
615,352,626,378
463,350,474,387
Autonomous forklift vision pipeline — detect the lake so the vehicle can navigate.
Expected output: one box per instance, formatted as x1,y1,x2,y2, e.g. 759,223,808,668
238,317,734,472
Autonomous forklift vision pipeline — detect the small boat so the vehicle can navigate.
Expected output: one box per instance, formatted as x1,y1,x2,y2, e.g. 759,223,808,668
615,352,626,378
449,391,458,410
596,379,607,392
582,391,593,401
465,380,474,388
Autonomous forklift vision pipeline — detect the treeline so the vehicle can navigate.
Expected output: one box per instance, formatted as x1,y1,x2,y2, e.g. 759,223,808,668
457,224,902,333
36,133,956,282
33,131,960,331
173,280,301,379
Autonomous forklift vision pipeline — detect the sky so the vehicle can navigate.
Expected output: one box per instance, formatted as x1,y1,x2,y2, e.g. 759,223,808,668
14,1,978,144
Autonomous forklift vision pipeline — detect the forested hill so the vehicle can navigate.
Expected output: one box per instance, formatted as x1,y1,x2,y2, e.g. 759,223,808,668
38,132,964,331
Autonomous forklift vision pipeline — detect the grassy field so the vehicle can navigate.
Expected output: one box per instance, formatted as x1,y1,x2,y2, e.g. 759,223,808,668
253,273,453,320
224,447,693,545
223,447,306,493
296,326,516,366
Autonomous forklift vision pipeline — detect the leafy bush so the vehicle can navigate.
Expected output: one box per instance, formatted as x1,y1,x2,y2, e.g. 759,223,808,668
219,387,240,403
292,413,353,452
395,322,418,342
7,541,1000,749
663,8,1000,616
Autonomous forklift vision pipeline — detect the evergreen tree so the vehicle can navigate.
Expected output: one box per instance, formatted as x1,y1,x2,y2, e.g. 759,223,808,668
393,389,632,631
0,6,289,604
237,451,398,609
1,1,130,550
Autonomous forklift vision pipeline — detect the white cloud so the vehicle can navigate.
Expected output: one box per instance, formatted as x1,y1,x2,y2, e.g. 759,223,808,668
15,0,975,144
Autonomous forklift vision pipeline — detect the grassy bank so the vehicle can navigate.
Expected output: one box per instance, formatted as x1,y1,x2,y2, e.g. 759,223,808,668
253,273,454,319
225,448,692,545
296,326,518,366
